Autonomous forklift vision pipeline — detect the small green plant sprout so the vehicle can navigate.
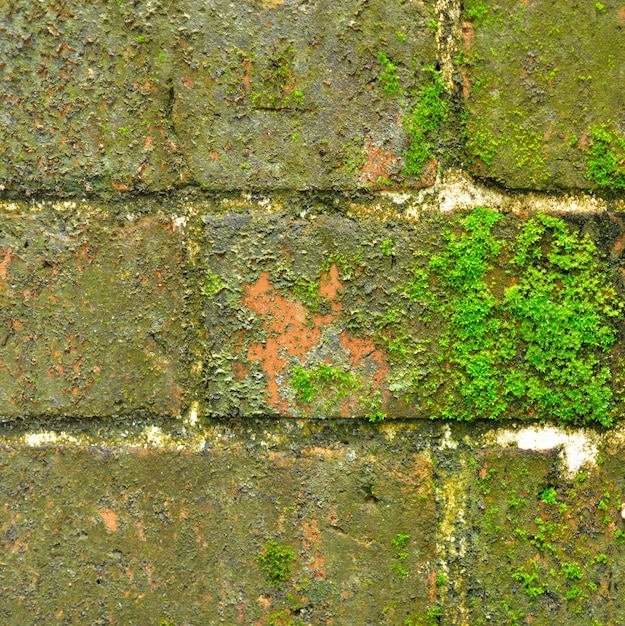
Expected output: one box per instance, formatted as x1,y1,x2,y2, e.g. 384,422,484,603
435,572,447,586
380,238,395,256
465,0,488,22
595,2,606,12
377,51,401,95
391,562,408,579
256,541,297,586
513,568,545,598
200,271,225,297
366,410,387,423
396,31,407,42
560,561,582,581
392,533,411,551
390,533,411,578
541,487,558,505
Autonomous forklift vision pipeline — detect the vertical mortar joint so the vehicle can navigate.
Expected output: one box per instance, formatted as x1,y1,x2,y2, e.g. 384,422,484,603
434,0,462,92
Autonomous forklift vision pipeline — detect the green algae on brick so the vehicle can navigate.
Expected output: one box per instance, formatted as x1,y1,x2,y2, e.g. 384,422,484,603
0,421,437,624
464,447,625,624
0,203,189,420
586,124,625,192
462,0,625,191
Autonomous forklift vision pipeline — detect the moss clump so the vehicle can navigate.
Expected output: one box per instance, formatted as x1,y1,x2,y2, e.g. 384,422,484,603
377,51,401,96
464,0,488,23
291,364,358,403
403,65,448,176
421,208,621,426
586,124,625,192
200,272,225,298
255,541,297,586
251,45,305,111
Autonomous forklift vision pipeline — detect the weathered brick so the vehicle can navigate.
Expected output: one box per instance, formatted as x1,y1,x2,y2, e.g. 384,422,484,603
0,204,189,419
196,205,625,424
0,421,437,624
0,0,438,195
462,0,625,191
460,445,625,624
0,1,188,195
173,0,438,190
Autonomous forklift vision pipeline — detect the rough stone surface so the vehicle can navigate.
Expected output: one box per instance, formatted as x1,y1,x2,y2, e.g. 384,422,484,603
0,0,438,196
462,0,625,191
0,204,189,419
0,421,437,625
0,0,188,195
3,0,625,620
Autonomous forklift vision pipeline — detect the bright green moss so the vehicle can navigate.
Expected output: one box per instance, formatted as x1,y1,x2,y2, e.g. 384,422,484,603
464,0,489,23
541,487,558,506
377,51,401,96
423,208,621,425
403,65,448,176
200,272,225,298
291,364,358,403
255,541,296,586
586,124,625,192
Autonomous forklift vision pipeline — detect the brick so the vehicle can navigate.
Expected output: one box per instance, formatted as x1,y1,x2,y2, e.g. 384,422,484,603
196,206,625,424
0,1,188,195
0,0,439,195
173,0,438,190
462,446,625,624
0,421,437,624
0,204,189,419
462,0,625,191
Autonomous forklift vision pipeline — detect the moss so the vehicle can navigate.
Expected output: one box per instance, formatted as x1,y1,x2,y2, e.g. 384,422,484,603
255,541,297,587
291,364,358,403
462,0,625,190
585,124,625,192
540,487,558,505
468,450,625,623
464,0,489,23
377,51,402,96
251,44,305,111
420,208,622,425
403,65,448,176
200,272,225,298
380,238,395,256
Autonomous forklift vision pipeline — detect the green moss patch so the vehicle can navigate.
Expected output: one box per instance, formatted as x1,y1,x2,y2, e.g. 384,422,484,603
586,124,625,192
466,449,625,623
416,208,622,425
